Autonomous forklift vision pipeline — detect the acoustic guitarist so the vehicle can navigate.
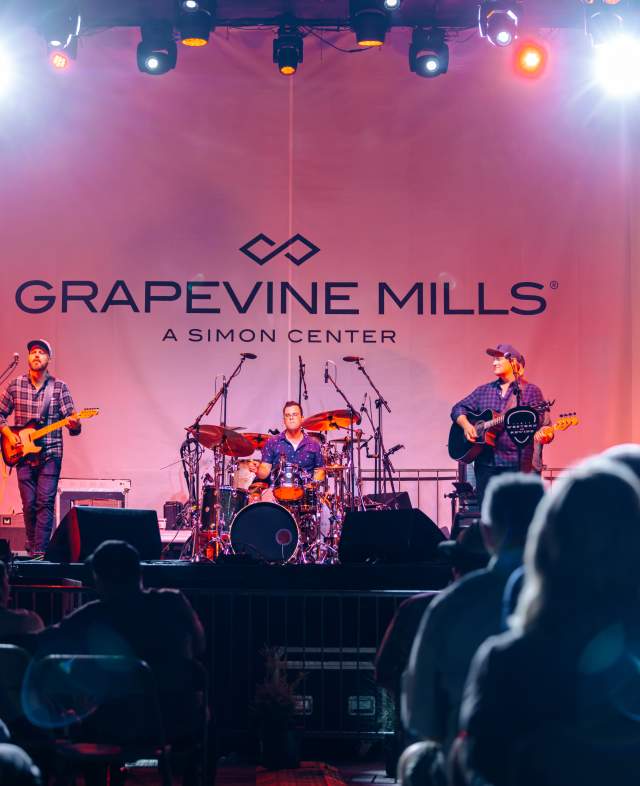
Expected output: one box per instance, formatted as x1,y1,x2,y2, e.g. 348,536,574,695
451,344,553,503
0,340,81,558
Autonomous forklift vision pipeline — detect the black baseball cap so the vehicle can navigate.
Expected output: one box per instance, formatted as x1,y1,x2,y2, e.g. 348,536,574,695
486,343,525,366
27,339,53,357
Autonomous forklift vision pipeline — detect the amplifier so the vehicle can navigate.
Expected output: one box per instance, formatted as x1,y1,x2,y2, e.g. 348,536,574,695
56,478,131,524
0,513,27,551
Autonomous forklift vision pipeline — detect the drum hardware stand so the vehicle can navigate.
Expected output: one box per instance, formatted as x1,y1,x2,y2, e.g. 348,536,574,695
325,367,360,511
179,435,205,561
353,359,391,495
185,353,255,562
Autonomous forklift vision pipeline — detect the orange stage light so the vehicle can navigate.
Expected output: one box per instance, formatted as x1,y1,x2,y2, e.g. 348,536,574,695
50,51,70,70
181,37,208,47
514,41,547,78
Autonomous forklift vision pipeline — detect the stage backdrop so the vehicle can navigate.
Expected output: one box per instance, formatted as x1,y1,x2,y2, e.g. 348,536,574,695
1,27,639,526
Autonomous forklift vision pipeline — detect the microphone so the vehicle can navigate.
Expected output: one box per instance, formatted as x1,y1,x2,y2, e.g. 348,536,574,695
324,362,329,384
387,443,404,456
241,352,257,359
13,353,19,363
343,356,364,363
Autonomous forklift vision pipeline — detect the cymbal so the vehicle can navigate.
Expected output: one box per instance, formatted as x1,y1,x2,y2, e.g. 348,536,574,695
186,425,253,457
323,464,347,473
330,431,364,444
301,409,362,432
242,432,271,450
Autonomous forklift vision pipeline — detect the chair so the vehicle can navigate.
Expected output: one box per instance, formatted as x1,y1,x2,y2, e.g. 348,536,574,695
22,654,174,786
0,644,31,728
508,717,640,786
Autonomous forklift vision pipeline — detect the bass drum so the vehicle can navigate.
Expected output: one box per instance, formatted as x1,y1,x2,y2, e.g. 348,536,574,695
230,501,299,564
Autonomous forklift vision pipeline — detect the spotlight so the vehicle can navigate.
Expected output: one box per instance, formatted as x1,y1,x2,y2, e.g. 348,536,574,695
586,9,625,47
273,27,303,75
514,41,547,78
479,1,519,47
383,0,401,9
178,2,213,47
409,28,449,77
40,3,81,49
49,50,71,70
594,35,640,96
137,21,177,75
0,52,13,96
350,1,389,47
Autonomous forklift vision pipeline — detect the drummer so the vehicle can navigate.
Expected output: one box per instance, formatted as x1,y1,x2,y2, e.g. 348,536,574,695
251,401,325,485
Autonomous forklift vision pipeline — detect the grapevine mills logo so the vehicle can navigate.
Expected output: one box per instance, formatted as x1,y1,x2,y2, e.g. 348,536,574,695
13,232,553,346
239,233,321,266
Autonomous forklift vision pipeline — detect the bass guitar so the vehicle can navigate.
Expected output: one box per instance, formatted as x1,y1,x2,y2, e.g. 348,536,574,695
1,408,100,467
448,408,578,464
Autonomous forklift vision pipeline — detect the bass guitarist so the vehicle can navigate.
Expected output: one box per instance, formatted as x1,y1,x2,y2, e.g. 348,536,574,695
451,344,553,504
0,340,81,558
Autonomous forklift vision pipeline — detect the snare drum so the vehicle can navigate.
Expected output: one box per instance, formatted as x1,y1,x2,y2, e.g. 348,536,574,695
230,501,299,563
274,462,304,502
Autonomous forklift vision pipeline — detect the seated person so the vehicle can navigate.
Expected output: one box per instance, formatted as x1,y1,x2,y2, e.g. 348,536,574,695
0,561,43,639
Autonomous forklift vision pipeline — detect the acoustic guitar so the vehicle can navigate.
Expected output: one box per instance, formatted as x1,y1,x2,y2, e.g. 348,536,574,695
448,409,578,464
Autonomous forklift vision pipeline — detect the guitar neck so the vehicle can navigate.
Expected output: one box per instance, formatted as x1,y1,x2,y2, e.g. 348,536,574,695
30,417,73,440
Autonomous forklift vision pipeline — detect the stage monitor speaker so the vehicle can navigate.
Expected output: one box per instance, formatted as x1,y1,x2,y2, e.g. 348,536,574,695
339,508,445,564
362,491,412,510
45,506,161,563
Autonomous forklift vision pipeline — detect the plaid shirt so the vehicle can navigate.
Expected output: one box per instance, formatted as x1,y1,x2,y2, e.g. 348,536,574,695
0,374,79,460
451,378,546,469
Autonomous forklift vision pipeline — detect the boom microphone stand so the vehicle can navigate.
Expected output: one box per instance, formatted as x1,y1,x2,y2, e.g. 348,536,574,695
352,359,392,495
186,352,255,560
298,355,309,404
324,366,359,510
0,353,19,386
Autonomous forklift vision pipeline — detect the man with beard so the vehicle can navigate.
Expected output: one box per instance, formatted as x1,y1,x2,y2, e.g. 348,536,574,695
0,340,81,557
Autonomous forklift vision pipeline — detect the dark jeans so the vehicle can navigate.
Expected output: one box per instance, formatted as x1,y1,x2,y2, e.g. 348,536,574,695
17,456,61,555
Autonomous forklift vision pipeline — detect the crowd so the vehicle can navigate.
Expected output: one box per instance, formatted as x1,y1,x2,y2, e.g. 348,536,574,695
378,443,640,786
3,444,640,785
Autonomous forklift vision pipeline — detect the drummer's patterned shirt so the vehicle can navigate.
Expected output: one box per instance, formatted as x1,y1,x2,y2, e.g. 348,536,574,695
262,431,323,476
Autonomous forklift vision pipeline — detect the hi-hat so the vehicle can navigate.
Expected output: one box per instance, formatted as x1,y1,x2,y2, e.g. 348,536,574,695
301,409,362,432
186,425,253,457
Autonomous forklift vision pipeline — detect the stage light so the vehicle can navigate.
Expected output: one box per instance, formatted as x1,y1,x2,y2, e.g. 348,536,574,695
513,41,548,78
0,52,13,96
479,1,519,47
594,35,640,96
41,4,81,49
409,28,449,78
49,50,71,70
273,27,303,75
179,5,213,46
136,21,177,75
350,1,389,47
383,0,402,9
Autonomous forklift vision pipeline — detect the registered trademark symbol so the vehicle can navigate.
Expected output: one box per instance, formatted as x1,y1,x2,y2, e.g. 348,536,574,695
550,281,559,290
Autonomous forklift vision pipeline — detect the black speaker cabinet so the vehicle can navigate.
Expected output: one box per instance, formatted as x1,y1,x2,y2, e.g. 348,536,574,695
45,506,161,563
339,508,446,564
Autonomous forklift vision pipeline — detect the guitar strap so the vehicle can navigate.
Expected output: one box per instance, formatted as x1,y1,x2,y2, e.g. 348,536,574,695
39,377,54,426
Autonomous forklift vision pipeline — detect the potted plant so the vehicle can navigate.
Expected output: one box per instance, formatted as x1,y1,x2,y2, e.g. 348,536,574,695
252,646,304,770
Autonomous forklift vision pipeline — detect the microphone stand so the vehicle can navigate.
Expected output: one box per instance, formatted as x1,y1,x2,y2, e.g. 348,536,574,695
508,358,523,473
187,354,252,561
298,355,309,404
325,370,360,511
353,360,391,495
0,355,19,386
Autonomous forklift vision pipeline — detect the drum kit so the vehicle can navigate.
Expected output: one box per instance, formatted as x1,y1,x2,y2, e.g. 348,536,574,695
184,410,364,564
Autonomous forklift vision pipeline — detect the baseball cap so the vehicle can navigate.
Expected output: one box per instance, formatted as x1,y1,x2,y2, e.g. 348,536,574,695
486,343,525,366
27,339,53,358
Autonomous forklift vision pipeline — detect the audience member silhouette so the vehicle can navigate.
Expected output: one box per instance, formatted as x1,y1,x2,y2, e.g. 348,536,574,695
38,540,204,662
375,523,489,776
403,473,544,753
0,743,41,786
0,561,43,638
457,457,640,786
